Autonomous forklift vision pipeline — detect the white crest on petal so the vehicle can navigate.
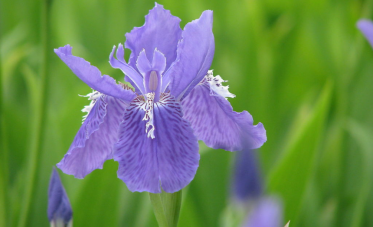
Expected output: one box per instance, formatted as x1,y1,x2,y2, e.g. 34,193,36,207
80,90,103,123
205,70,235,99
142,93,156,139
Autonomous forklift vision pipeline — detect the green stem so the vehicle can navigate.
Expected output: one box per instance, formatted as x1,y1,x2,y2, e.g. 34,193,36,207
149,190,182,227
18,0,51,226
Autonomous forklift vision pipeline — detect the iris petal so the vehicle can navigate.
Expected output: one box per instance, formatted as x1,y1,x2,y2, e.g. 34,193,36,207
125,3,182,72
165,10,215,100
136,50,152,76
181,83,266,151
54,45,136,102
114,93,199,193
109,46,146,94
57,95,128,178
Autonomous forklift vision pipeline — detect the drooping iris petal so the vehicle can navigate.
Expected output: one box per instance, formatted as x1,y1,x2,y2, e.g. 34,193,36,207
48,168,72,225
109,46,145,94
181,83,266,151
57,95,128,178
55,45,136,102
357,19,373,48
244,197,283,227
155,94,200,193
232,149,262,202
114,93,199,193
166,10,215,100
125,3,182,72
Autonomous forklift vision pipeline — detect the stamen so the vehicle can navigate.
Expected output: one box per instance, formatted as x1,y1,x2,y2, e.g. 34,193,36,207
149,71,158,91
142,92,155,139
205,70,235,99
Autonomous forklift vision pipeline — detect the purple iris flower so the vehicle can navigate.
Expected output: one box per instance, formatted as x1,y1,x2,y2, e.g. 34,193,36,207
54,3,266,193
244,197,283,227
48,168,72,226
358,19,373,48
232,149,262,202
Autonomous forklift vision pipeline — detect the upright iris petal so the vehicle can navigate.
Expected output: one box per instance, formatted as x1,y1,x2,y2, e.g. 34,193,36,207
55,3,266,193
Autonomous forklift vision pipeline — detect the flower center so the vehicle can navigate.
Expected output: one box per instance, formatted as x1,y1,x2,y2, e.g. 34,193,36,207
142,92,155,139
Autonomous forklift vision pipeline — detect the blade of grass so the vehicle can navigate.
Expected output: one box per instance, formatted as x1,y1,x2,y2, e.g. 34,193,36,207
0,30,7,227
17,0,52,226
267,81,332,223
346,119,373,227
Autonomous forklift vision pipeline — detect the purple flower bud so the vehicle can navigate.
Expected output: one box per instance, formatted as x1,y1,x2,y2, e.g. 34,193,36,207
244,197,283,227
357,19,373,48
48,168,72,226
232,149,263,202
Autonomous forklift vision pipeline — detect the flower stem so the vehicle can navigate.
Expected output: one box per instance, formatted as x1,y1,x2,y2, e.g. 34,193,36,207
149,190,182,227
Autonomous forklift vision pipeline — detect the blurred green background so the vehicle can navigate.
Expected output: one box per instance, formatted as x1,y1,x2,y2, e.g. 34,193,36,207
1,0,373,226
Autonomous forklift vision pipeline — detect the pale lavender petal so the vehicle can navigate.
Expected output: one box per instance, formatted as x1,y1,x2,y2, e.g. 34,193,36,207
136,50,152,76
48,168,72,225
125,3,182,71
55,45,136,102
232,149,262,202
116,43,126,63
109,46,145,94
57,95,127,178
152,49,166,75
114,93,199,193
244,197,283,227
166,10,215,100
357,19,373,48
115,44,141,93
181,83,266,151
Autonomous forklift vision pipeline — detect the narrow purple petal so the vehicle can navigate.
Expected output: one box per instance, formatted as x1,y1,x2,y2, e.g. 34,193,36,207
109,46,145,94
125,3,182,71
54,45,136,102
244,197,283,227
181,83,266,151
232,149,263,202
116,43,126,63
48,168,72,224
152,49,166,75
357,19,373,48
114,93,199,193
57,95,127,178
136,50,152,76
165,10,215,100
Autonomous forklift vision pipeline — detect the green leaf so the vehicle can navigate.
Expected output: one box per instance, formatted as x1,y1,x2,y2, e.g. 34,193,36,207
267,81,332,223
346,119,373,227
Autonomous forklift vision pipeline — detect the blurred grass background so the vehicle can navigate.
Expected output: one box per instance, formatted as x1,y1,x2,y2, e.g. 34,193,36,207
1,0,373,226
